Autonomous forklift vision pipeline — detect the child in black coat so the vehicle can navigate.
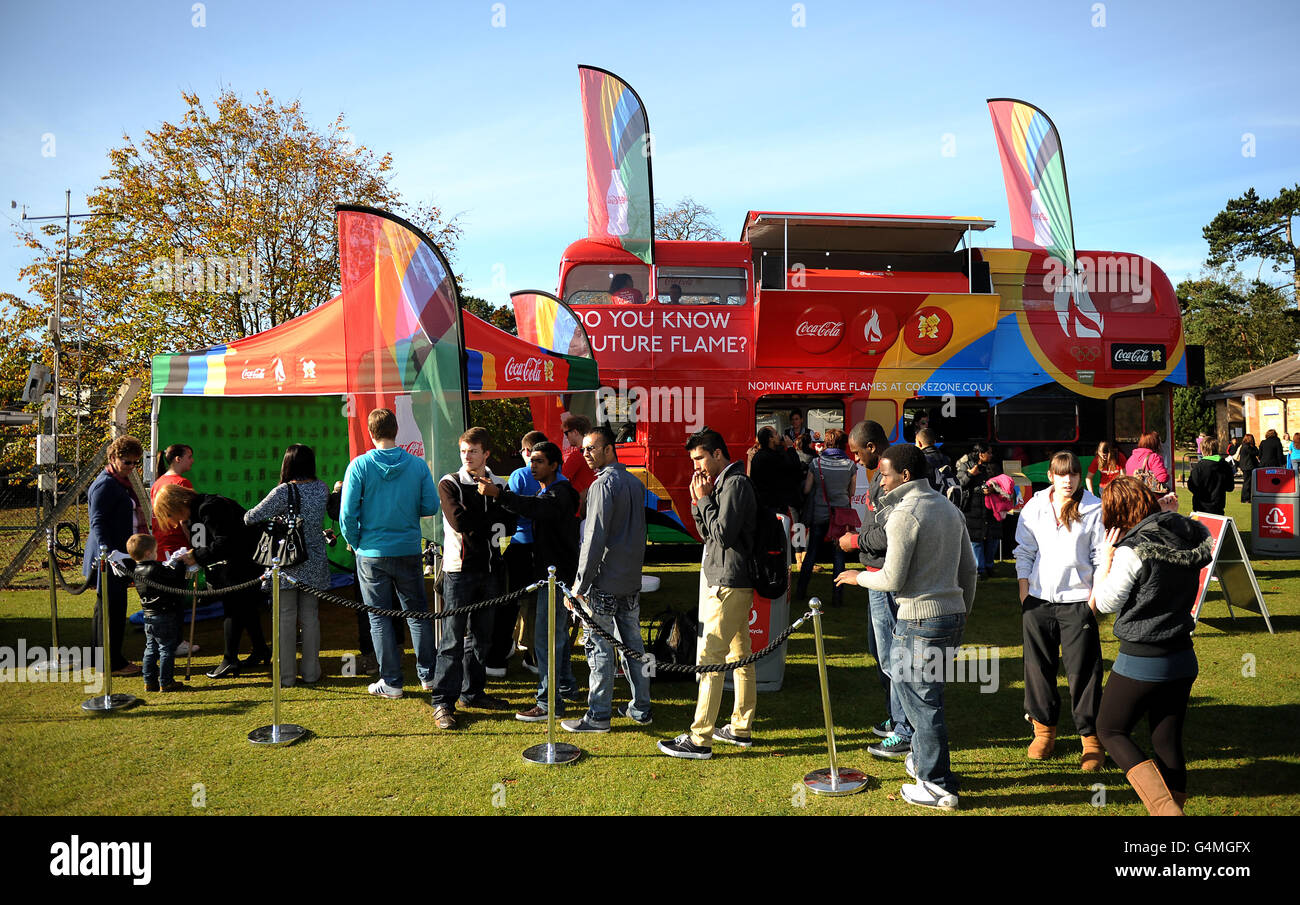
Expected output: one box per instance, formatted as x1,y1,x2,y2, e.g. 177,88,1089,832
127,534,191,692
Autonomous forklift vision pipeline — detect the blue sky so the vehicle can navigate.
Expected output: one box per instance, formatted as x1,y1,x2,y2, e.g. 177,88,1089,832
2,0,1297,313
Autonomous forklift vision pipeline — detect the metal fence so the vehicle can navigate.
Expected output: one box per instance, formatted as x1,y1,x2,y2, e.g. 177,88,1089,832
0,428,101,591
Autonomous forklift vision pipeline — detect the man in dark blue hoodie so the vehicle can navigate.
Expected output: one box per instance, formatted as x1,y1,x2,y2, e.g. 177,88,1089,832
340,408,440,701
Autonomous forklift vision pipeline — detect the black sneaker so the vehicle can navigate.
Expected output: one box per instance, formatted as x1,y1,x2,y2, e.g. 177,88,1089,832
657,733,712,760
712,724,753,747
458,693,510,710
616,703,652,726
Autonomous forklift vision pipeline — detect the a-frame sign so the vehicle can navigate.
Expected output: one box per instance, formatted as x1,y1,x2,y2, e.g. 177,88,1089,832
1190,513,1274,634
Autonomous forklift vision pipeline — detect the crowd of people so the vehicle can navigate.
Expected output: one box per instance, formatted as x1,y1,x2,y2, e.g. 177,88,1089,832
82,413,1222,813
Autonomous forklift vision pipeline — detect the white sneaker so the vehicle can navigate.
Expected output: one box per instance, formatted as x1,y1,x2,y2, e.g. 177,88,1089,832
484,666,507,679
175,640,200,656
900,780,958,810
368,680,403,699
904,752,918,780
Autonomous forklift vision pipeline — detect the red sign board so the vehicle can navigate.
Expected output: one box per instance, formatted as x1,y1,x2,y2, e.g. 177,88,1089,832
749,592,771,650
1256,502,1295,539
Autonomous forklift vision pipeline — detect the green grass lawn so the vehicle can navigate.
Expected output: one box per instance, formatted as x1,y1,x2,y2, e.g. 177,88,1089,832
2,488,1297,816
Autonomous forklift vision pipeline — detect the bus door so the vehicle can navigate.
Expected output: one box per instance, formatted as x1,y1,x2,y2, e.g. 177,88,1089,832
1112,387,1174,473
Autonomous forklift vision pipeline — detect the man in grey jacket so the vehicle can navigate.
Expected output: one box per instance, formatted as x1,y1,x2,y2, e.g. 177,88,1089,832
836,443,977,808
561,425,653,733
659,427,757,760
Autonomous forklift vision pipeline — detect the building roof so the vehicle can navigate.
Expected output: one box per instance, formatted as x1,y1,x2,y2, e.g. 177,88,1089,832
1208,355,1300,398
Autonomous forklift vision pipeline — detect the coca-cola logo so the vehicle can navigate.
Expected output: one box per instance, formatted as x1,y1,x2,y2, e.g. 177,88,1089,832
400,440,425,457
792,304,845,354
1111,343,1165,370
240,367,265,380
504,357,544,382
795,321,844,337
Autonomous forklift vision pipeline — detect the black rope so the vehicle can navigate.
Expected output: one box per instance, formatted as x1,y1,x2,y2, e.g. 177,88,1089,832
130,570,267,599
558,582,810,674
290,575,532,621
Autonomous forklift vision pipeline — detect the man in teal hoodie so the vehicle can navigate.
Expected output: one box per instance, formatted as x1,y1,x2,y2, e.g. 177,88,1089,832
340,408,440,699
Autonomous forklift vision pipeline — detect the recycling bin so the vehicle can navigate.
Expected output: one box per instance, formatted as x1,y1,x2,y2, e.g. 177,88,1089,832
1251,468,1300,557
713,513,791,693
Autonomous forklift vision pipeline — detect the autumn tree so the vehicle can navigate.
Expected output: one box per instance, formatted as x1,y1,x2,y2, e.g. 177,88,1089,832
3,89,458,451
654,196,725,240
1203,184,1299,303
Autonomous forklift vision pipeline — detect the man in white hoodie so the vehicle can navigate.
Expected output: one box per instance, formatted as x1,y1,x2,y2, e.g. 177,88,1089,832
836,443,977,810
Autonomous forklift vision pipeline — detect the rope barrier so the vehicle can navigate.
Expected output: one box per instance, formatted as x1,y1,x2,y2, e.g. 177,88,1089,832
284,574,533,621
557,581,810,674
129,570,268,599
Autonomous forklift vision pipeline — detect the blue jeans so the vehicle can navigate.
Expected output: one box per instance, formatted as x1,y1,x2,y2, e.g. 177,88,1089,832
891,613,966,790
867,589,912,740
971,537,1000,574
582,588,652,725
534,587,578,713
356,554,435,690
142,610,181,686
431,570,499,707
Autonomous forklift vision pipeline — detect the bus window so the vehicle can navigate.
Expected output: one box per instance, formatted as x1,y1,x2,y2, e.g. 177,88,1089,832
655,266,747,305
902,398,990,449
592,386,637,444
755,394,845,447
994,393,1080,444
1112,394,1143,444
563,264,650,305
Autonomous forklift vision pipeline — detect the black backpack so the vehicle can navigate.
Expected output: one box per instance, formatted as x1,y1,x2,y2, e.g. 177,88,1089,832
648,608,699,682
749,502,790,600
926,451,962,507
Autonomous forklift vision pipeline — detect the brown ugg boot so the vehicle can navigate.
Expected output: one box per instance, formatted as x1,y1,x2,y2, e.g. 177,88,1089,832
1080,735,1105,772
1126,760,1185,816
1027,720,1056,759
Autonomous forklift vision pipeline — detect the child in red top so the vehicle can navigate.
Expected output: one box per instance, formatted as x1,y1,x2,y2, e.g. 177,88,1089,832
1085,441,1127,496
151,444,195,556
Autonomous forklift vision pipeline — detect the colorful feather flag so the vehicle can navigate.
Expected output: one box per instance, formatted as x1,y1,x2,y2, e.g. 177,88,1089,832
579,65,654,264
987,98,1077,269
336,205,467,528
510,289,593,359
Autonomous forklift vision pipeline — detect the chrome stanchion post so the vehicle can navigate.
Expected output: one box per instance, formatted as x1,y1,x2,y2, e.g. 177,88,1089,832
250,558,306,746
82,545,139,712
802,597,868,795
523,566,581,766
37,527,62,677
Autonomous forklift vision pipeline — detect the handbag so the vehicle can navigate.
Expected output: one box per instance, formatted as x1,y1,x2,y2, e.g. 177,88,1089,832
817,460,861,541
252,483,308,568
1132,450,1170,495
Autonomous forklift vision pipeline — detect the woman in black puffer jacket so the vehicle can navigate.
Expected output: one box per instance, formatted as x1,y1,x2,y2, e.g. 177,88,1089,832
153,484,271,679
1091,476,1213,816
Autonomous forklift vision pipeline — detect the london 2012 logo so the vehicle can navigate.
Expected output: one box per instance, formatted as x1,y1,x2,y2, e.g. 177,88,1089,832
903,306,953,356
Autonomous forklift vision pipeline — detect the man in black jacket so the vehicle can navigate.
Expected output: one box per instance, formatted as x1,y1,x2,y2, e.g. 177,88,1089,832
749,426,800,514
478,441,581,720
659,428,757,760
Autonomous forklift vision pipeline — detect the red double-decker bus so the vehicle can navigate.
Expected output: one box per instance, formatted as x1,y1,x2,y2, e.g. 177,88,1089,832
555,210,1190,541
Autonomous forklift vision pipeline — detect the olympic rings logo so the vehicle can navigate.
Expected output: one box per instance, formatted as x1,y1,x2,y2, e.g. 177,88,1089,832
1070,345,1101,362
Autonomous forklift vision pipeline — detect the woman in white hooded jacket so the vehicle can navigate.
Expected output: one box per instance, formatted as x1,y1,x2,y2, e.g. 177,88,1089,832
1013,451,1107,771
